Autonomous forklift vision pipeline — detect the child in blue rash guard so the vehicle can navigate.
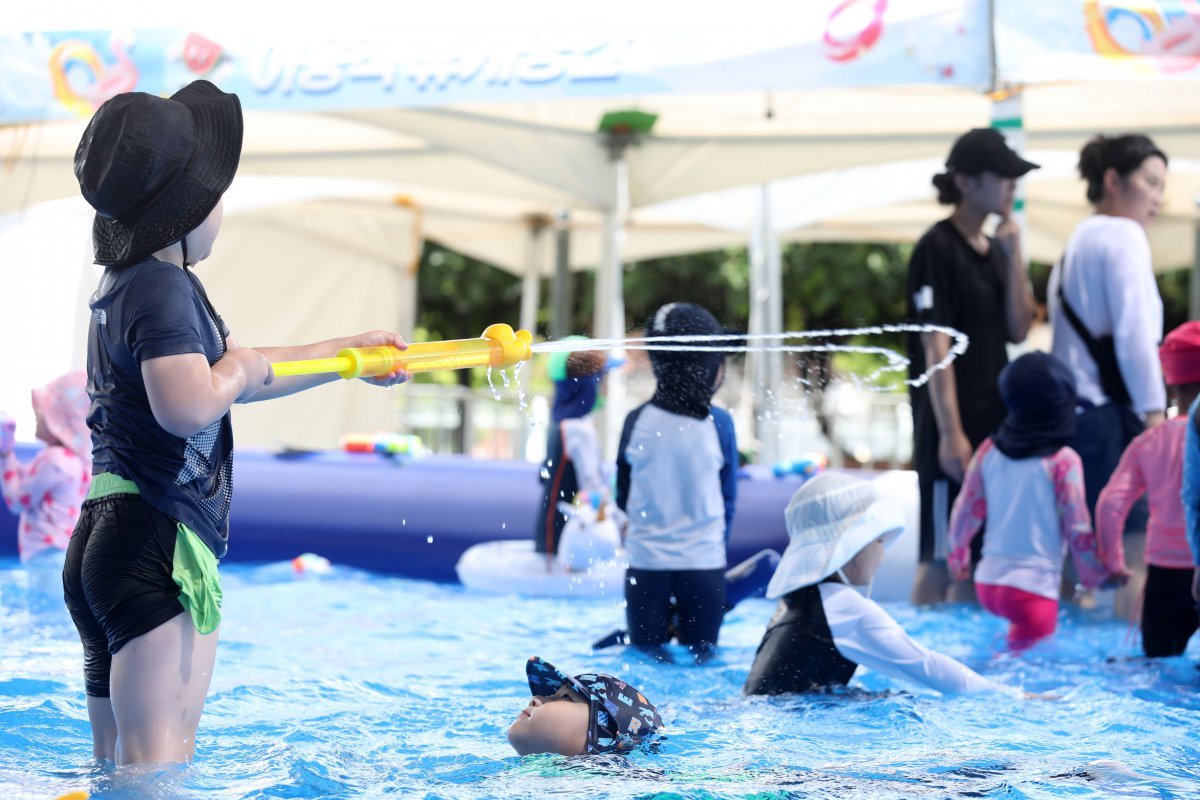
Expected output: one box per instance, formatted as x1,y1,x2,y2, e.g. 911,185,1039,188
507,656,664,756
616,303,738,662
535,345,623,556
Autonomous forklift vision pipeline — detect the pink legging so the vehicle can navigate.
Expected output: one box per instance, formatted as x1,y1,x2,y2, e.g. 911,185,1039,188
976,582,1059,651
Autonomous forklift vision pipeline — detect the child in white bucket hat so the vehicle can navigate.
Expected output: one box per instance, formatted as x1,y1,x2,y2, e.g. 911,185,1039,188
744,472,1023,697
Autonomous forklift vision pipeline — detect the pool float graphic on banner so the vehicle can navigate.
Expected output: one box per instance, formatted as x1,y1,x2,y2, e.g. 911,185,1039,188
1084,0,1200,73
49,31,140,117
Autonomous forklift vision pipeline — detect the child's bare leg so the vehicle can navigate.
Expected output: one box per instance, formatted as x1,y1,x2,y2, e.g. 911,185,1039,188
86,695,118,762
109,612,218,765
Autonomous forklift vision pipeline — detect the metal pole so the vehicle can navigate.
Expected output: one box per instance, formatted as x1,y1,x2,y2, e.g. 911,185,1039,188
551,210,571,340
598,149,629,460
517,216,547,460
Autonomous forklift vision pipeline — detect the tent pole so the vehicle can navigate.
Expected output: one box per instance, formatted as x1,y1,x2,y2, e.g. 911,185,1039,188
517,215,548,460
748,184,782,465
597,148,629,461
551,210,572,340
764,183,784,465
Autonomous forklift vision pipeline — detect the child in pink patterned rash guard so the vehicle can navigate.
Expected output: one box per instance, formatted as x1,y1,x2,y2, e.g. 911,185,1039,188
1096,321,1200,657
948,352,1126,652
1,371,93,582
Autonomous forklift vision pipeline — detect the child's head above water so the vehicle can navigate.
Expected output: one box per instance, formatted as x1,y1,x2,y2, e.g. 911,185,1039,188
507,656,663,757
644,303,734,416
992,351,1077,459
1159,321,1200,408
767,472,906,597
31,371,91,463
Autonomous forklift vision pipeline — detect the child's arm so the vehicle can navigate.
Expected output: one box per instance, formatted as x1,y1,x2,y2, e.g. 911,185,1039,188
714,408,738,540
561,420,603,496
946,439,990,580
828,587,1019,697
238,329,409,401
1053,449,1115,588
615,414,636,512
1094,441,1144,576
0,449,71,518
142,346,274,438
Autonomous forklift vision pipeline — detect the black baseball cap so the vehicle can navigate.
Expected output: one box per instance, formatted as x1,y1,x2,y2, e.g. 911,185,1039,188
946,128,1039,178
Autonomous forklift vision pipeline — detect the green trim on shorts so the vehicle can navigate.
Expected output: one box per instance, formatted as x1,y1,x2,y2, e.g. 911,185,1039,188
87,473,223,633
173,522,223,635
88,472,140,499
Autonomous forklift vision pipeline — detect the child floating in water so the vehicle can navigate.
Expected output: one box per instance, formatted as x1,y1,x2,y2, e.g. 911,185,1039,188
948,352,1125,652
745,472,1022,696
507,656,663,756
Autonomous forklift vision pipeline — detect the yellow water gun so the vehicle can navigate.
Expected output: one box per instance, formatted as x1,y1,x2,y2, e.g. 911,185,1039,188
271,324,533,379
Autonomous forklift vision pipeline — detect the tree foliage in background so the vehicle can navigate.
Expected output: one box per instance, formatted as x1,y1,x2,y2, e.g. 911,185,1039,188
415,239,1192,390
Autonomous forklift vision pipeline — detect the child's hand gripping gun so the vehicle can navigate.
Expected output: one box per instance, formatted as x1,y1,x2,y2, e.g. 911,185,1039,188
270,324,534,379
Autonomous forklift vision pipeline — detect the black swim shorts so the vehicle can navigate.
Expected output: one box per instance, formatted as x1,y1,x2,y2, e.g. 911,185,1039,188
63,494,188,697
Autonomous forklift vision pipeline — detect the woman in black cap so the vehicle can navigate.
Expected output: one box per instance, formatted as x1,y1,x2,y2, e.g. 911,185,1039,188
65,80,409,767
906,128,1038,606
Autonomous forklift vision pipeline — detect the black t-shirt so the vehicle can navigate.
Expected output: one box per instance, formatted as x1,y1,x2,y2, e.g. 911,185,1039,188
86,258,234,558
906,219,1010,473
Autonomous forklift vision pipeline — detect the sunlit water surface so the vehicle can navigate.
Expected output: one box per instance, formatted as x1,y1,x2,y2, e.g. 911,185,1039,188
2,558,1198,799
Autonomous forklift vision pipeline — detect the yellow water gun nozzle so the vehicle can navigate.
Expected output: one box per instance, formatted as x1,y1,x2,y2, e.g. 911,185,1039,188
270,325,534,379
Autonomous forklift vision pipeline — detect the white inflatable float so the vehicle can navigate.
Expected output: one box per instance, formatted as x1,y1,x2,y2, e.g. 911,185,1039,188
456,503,628,598
455,539,628,598
456,470,921,602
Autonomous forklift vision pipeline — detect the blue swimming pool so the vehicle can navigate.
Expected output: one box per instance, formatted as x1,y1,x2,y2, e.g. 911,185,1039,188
2,557,1198,799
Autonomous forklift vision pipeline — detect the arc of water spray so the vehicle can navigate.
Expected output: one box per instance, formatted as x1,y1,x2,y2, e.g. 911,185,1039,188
528,324,969,392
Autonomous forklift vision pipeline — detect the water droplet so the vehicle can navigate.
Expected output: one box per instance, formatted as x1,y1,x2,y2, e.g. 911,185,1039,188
401,519,406,526
639,511,647,518
628,576,637,586
500,368,511,388
501,522,507,530
426,535,434,544
485,368,501,401
540,467,551,480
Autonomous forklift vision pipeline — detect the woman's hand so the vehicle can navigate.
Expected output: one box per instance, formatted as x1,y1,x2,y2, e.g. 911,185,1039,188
938,429,973,483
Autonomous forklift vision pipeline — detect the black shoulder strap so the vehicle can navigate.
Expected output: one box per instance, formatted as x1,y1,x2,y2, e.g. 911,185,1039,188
1056,253,1132,406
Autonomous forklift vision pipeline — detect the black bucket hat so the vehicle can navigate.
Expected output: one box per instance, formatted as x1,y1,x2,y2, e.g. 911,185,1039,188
74,80,243,267
525,656,663,754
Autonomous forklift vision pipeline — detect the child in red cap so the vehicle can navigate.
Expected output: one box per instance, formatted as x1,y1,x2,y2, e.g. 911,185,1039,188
1097,321,1200,657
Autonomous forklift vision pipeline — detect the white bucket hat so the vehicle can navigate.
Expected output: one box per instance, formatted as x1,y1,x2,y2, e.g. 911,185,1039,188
765,472,906,599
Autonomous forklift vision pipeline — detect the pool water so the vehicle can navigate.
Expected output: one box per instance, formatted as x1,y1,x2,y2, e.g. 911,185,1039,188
2,557,1199,799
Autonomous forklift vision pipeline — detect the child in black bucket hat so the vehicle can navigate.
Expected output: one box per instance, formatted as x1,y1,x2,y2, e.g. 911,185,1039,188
65,80,411,767
508,656,664,756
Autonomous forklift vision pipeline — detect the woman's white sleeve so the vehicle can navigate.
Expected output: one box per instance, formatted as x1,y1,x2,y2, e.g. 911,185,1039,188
1106,222,1165,414
824,586,1017,696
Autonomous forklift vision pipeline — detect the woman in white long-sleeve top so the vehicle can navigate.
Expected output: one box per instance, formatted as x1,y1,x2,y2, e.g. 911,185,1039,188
744,472,1022,697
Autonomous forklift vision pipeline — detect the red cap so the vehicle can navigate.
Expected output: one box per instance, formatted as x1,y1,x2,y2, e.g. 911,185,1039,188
1159,321,1200,386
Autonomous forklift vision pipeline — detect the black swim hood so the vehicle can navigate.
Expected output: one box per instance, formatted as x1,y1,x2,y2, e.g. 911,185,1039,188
992,351,1077,460
646,303,732,419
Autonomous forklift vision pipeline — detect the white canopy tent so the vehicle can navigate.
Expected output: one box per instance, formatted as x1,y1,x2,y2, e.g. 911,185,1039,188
3,1,1199,455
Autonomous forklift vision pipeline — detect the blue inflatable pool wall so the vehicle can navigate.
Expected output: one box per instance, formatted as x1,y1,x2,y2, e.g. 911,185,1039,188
0,443,800,581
